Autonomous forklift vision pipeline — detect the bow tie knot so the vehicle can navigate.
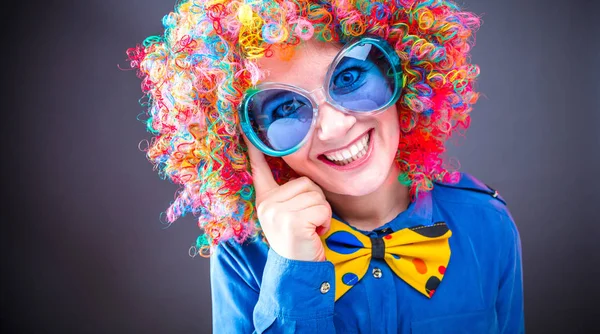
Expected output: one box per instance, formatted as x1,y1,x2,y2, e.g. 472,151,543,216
371,236,385,259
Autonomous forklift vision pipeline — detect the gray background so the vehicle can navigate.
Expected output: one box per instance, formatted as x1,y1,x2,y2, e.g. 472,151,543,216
2,0,599,333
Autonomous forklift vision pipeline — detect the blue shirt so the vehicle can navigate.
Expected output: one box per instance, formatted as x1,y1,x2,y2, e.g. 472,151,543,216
210,172,525,333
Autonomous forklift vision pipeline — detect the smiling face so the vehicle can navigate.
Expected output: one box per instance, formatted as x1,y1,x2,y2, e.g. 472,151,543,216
255,40,401,197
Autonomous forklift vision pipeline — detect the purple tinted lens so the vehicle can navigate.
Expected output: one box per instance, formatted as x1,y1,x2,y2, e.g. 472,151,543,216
329,42,396,111
247,89,313,151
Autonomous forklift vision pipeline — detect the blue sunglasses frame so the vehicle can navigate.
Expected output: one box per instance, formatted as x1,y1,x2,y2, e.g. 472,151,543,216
239,36,405,157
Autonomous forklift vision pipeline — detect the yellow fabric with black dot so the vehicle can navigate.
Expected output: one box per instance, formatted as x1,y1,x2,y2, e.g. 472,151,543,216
319,218,452,302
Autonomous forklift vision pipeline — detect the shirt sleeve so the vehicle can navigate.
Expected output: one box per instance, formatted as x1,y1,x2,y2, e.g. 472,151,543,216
495,212,525,333
210,240,337,334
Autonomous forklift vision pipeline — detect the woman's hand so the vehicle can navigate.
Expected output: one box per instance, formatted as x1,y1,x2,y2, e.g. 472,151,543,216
243,137,332,262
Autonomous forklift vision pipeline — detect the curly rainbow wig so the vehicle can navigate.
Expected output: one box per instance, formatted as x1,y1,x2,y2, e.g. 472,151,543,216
125,0,481,256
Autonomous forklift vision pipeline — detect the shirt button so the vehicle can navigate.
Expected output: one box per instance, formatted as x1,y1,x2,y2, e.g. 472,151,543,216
320,282,331,294
372,267,383,279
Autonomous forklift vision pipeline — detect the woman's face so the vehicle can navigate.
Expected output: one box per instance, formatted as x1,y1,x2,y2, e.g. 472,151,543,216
255,39,401,196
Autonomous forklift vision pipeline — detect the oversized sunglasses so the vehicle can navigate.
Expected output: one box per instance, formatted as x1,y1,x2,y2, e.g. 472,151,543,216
239,36,405,157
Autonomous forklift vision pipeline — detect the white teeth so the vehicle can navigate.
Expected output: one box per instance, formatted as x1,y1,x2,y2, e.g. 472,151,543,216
324,132,371,165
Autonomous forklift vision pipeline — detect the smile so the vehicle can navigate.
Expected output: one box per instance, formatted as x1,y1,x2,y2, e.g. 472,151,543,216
318,129,374,169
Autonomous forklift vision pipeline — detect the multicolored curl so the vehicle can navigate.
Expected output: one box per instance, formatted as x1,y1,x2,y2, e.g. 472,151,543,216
125,0,481,257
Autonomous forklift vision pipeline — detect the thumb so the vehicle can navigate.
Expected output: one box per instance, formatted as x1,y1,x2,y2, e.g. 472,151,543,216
241,134,279,200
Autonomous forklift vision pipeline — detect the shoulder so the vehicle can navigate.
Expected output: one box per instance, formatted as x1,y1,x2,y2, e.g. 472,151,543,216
210,237,270,288
432,171,510,217
431,172,519,245
212,236,269,267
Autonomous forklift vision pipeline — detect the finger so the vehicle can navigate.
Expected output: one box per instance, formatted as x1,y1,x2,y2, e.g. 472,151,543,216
286,190,327,212
241,134,279,201
314,211,332,237
269,176,325,203
298,204,332,231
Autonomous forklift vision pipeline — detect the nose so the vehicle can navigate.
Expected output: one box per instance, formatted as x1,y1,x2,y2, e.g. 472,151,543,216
316,102,357,141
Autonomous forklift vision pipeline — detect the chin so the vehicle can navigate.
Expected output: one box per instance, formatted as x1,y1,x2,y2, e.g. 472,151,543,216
330,180,384,196
317,162,393,197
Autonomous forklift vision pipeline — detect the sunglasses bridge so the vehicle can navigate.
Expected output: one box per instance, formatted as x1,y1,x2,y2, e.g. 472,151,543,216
304,86,333,110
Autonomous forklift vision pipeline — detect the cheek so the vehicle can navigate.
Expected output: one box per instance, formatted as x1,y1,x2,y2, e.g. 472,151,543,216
281,146,311,175
379,108,401,156
380,106,400,137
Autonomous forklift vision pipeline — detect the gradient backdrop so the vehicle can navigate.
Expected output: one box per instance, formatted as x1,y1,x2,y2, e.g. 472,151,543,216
2,0,599,333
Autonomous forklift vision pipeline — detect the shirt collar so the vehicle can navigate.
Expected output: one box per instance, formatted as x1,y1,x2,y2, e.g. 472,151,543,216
331,190,434,236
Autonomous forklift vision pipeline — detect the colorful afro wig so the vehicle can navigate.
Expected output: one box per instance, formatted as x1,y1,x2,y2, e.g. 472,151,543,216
125,0,481,256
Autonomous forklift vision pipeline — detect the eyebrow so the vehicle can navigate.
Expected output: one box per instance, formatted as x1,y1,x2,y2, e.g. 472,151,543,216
332,56,373,74
260,90,297,113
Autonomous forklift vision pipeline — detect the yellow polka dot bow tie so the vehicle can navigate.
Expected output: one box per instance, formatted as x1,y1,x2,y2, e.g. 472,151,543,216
319,218,452,301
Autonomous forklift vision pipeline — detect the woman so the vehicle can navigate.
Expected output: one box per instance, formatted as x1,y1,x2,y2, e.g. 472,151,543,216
127,0,524,333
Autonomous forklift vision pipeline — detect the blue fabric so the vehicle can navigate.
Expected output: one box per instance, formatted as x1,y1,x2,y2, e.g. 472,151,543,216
210,172,525,333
